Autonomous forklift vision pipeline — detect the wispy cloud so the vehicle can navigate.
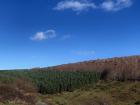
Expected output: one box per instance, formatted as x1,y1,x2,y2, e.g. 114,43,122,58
30,29,56,41
54,0,97,13
101,0,132,11
73,50,95,56
54,0,133,13
61,35,71,40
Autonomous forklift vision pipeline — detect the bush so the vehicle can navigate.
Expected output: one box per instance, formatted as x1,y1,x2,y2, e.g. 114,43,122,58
0,84,37,105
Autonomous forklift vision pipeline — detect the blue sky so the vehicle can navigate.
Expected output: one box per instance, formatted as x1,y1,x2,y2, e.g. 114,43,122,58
0,0,140,69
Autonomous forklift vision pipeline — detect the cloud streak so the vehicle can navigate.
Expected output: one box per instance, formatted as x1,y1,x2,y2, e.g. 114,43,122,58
31,29,56,41
54,0,133,13
54,0,97,13
61,35,71,40
73,50,95,56
101,0,132,11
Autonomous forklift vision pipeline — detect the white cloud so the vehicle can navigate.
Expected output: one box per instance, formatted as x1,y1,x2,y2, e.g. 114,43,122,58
45,30,56,39
73,50,95,56
54,0,97,12
101,0,132,11
31,29,56,41
54,0,133,13
31,32,46,41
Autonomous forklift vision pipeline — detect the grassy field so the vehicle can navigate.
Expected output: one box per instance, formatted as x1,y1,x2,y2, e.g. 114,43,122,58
45,81,140,105
0,80,140,105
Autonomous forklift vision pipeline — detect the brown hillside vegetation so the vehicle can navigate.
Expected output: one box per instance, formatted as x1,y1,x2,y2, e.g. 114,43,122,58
0,55,140,105
47,56,140,81
0,79,37,105
45,81,140,105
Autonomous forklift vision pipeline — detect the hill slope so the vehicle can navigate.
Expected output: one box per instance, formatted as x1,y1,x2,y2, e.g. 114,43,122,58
46,55,140,81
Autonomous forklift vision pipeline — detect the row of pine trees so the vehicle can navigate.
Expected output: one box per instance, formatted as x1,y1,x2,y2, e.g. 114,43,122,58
28,70,100,94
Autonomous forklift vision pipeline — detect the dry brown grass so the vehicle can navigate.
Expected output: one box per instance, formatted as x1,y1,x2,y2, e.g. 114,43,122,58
45,81,140,105
0,79,37,105
48,56,140,81
13,78,37,93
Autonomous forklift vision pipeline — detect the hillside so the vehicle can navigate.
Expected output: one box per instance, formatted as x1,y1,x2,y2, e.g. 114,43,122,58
0,55,140,105
46,55,140,81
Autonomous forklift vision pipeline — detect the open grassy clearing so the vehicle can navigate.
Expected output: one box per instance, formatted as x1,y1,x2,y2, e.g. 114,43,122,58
0,81,140,105
44,81,140,105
